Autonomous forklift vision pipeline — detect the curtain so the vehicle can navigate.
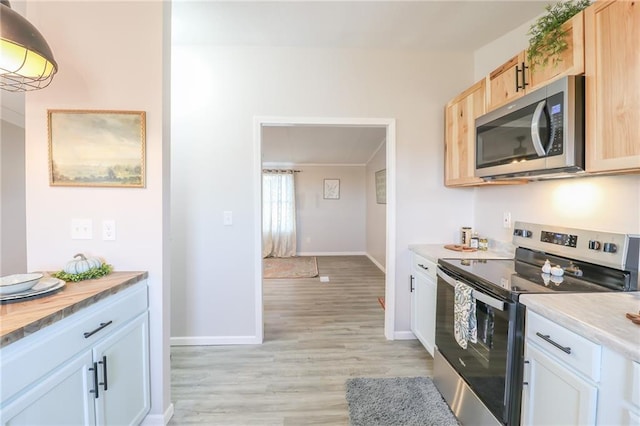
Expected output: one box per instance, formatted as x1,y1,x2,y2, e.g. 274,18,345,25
262,171,297,258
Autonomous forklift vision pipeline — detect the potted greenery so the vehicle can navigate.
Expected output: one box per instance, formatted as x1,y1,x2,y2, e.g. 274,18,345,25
527,0,591,70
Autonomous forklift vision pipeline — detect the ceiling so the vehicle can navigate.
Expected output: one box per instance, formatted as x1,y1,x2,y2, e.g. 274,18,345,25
262,125,386,165
175,1,551,165
172,1,549,51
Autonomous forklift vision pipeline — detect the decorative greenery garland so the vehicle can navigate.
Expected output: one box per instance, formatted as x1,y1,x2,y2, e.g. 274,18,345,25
527,0,591,70
54,264,113,282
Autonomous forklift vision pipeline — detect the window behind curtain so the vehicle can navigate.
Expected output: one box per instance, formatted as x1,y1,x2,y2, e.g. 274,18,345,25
262,172,296,258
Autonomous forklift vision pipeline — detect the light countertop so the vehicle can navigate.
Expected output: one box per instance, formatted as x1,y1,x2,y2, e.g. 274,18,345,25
520,292,640,362
409,243,514,263
0,271,148,348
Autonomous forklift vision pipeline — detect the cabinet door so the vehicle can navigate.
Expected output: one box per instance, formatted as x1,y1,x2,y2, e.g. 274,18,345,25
412,270,436,357
527,11,585,92
93,312,150,426
585,0,640,173
487,53,526,111
444,79,487,187
521,343,597,426
1,352,96,426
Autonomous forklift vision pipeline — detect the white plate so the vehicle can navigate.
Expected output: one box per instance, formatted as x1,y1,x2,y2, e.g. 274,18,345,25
0,278,65,302
0,273,44,295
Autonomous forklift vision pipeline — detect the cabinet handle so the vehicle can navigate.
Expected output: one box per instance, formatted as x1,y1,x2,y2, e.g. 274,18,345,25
418,264,429,271
515,62,529,92
410,275,415,292
89,362,99,399
84,320,113,338
535,332,572,354
99,355,108,391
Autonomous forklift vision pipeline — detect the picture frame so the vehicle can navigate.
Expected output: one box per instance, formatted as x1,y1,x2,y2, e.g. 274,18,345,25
323,178,340,200
375,169,386,204
48,109,146,187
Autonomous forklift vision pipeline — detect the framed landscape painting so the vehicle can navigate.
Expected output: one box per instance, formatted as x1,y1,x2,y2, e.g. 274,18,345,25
48,110,146,187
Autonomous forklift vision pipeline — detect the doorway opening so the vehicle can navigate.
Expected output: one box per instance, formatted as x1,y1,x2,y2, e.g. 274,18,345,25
253,116,397,341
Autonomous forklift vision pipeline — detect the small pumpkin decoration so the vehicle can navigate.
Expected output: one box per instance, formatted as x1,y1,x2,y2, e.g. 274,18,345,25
64,253,103,275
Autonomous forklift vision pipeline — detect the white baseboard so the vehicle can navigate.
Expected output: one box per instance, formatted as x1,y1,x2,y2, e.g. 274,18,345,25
393,330,417,340
170,335,262,346
297,251,366,256
141,403,174,426
365,253,386,273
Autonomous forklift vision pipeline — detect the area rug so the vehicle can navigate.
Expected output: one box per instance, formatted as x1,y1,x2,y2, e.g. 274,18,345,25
346,377,459,426
263,256,319,279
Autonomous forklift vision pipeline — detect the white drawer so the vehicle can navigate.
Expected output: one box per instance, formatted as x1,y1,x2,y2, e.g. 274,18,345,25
526,310,602,381
0,281,148,402
412,254,437,279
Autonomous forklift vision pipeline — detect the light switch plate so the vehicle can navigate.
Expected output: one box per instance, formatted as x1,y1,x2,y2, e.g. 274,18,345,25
223,211,233,226
71,219,93,240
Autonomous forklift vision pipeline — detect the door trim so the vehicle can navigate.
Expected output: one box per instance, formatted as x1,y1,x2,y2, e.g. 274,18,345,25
254,116,397,341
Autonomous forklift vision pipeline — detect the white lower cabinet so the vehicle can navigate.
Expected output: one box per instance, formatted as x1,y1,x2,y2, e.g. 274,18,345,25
2,352,96,425
0,281,150,426
521,343,598,425
521,308,640,426
410,254,437,356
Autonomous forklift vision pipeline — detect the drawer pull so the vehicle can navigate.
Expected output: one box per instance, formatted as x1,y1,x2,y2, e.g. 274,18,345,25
89,362,99,398
418,264,430,271
536,332,572,354
83,320,113,338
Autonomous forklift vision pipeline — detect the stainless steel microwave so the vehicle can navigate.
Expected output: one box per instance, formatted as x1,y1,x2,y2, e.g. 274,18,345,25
475,76,585,180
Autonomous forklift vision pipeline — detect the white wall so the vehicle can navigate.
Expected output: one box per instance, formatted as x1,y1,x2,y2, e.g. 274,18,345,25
0,120,27,275
294,165,366,255
366,142,387,269
24,1,171,422
473,12,640,239
171,44,476,341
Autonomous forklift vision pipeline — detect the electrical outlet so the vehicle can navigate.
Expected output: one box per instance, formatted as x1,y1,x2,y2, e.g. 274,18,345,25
503,212,512,229
71,219,93,240
102,220,116,240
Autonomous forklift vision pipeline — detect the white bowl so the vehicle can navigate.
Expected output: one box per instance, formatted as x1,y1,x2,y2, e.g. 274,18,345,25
0,273,44,295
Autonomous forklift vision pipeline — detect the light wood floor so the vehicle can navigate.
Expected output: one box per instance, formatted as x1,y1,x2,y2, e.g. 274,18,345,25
169,256,432,425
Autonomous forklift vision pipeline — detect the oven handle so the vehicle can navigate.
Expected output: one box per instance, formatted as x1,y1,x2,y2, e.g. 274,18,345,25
437,266,506,312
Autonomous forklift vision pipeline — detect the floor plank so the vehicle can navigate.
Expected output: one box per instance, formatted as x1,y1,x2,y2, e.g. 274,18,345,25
169,256,432,425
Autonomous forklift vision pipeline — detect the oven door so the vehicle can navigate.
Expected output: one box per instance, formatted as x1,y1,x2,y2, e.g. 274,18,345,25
436,266,522,425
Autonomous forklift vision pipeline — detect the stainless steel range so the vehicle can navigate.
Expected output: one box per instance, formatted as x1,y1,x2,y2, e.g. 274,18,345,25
433,222,639,426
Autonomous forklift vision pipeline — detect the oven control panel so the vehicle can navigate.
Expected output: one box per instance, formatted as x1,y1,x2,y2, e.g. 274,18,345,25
540,231,578,248
512,221,637,271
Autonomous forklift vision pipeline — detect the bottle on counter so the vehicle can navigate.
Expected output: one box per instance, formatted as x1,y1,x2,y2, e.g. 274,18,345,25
470,232,480,249
478,237,489,251
461,227,472,246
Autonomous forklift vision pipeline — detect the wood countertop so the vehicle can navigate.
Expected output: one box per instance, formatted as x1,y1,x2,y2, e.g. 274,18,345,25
0,271,148,348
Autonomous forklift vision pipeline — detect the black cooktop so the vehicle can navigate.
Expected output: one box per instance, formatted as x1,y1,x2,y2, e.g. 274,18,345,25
438,257,619,301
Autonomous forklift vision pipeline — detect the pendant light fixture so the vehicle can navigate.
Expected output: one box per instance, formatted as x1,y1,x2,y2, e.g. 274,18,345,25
0,0,58,92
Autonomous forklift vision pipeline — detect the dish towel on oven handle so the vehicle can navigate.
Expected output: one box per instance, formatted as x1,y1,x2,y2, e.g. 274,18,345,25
454,281,478,349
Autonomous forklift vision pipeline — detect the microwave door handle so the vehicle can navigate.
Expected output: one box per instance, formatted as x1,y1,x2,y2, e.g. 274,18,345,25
531,100,547,157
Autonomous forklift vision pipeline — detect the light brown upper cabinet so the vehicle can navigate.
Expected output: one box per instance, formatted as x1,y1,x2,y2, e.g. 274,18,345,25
445,80,486,187
585,0,640,173
487,11,585,112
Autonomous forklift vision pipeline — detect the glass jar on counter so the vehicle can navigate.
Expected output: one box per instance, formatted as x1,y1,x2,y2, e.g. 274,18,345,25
479,237,489,251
